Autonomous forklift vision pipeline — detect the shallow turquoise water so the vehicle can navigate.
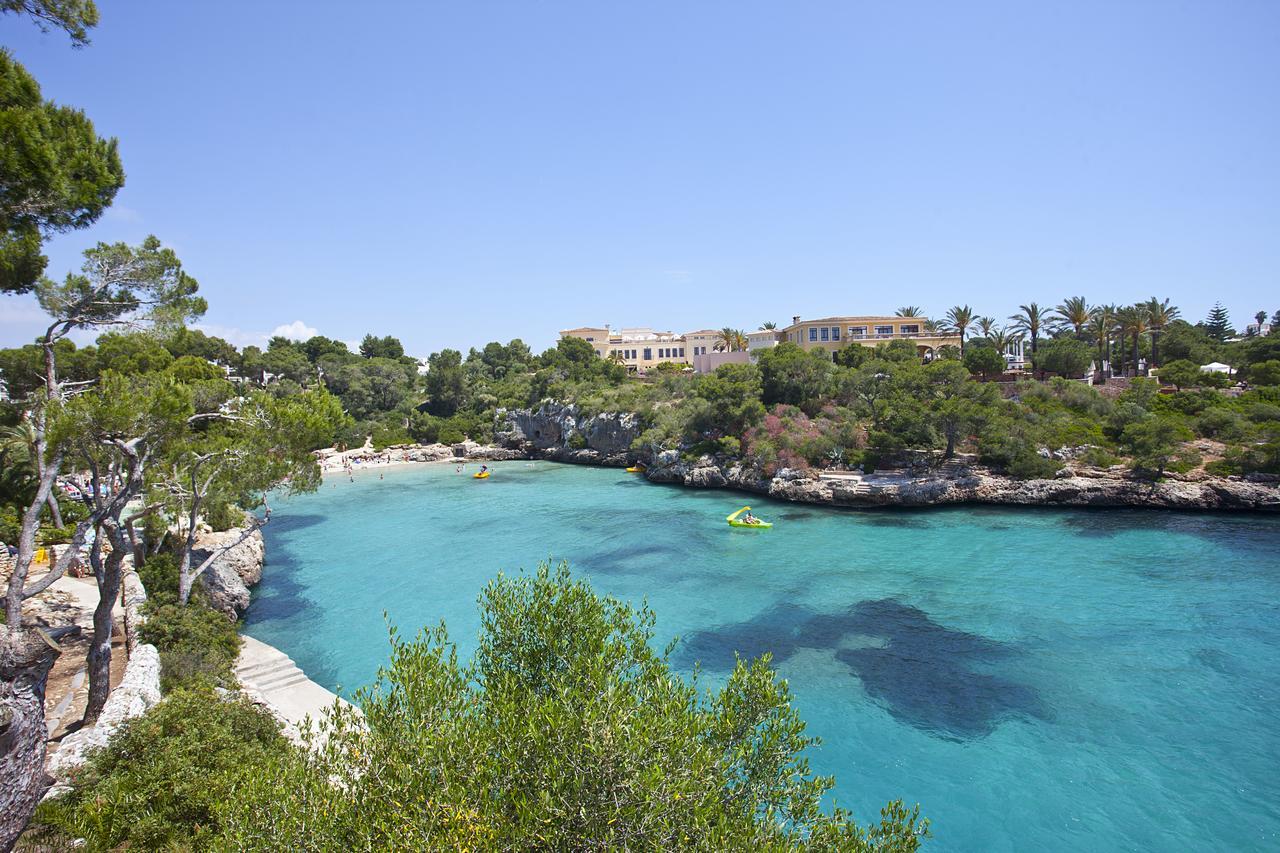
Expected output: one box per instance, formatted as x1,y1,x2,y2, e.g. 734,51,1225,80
244,461,1280,851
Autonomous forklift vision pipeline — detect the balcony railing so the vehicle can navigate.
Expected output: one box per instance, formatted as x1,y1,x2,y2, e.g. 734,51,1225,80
832,332,956,341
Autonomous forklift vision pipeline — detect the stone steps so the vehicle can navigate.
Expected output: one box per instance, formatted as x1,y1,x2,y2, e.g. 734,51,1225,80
235,635,349,735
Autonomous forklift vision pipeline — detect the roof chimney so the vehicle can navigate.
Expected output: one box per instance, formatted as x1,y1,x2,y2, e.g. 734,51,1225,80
792,315,801,326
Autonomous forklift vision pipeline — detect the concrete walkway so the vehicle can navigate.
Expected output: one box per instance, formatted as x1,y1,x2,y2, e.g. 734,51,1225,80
235,634,349,731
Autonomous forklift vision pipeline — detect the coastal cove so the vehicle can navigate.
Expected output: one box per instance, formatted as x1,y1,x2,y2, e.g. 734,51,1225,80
244,461,1280,852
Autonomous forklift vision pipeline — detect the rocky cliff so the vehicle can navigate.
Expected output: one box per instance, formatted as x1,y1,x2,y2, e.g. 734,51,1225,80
495,405,1280,512
495,403,642,466
193,522,266,619
644,452,1280,512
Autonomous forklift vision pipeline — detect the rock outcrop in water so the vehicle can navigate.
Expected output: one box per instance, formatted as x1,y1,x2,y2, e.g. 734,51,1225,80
494,405,1280,512
193,522,266,619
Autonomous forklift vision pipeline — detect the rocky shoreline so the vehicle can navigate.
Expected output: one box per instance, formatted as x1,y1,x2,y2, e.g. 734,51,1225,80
483,402,1280,512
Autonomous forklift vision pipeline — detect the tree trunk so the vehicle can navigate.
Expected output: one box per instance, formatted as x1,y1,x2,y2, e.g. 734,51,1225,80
176,496,200,606
177,546,194,606
5,448,63,625
0,625,69,849
83,535,124,724
45,492,64,530
1151,330,1160,369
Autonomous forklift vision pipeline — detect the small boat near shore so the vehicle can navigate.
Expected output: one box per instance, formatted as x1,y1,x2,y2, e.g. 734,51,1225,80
726,506,771,529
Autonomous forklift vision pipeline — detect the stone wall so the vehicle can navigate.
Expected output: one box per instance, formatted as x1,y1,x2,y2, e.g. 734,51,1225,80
46,565,162,793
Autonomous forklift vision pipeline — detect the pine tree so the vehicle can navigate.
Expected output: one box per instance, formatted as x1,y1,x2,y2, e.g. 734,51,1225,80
1202,303,1233,343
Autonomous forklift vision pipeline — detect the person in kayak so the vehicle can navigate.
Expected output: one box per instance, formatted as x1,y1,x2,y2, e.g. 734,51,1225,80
743,510,759,525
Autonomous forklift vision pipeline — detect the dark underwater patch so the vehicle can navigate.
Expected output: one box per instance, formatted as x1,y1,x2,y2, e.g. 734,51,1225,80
678,597,1042,740
859,514,929,529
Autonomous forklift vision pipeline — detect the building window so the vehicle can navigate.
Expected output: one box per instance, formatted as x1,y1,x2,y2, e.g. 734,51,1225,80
808,327,818,342
643,348,652,360
679,348,685,357
832,327,840,340
595,350,601,356
875,325,894,337
899,324,920,335
820,327,829,341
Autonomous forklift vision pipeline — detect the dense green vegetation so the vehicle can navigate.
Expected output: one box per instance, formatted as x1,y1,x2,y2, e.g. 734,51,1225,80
135,554,242,693
30,690,288,851
33,564,928,850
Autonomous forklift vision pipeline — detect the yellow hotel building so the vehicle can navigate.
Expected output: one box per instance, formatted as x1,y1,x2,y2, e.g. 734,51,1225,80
777,315,956,359
561,316,957,372
559,326,705,373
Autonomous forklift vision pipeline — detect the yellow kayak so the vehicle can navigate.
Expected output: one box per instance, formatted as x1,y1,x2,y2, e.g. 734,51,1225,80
625,464,646,473
726,506,771,529
473,471,490,479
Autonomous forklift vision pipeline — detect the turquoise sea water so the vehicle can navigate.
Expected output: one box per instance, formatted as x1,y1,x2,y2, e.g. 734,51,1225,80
244,461,1280,851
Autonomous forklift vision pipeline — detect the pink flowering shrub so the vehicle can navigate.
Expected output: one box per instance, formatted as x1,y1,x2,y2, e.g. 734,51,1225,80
744,405,864,476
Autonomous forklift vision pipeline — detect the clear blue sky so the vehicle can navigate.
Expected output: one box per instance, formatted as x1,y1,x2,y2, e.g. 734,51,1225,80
3,1,1278,356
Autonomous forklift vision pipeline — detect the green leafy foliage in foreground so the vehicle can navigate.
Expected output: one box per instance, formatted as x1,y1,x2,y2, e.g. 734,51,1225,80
32,690,287,851
134,554,242,692
215,563,927,850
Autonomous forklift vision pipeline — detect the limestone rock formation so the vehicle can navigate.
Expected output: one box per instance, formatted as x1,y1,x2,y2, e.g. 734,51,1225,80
495,403,642,465
193,524,266,619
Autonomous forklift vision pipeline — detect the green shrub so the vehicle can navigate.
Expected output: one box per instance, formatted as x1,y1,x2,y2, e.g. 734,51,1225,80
204,499,245,532
136,552,180,598
216,563,927,850
0,505,19,543
1245,403,1280,423
1079,446,1122,468
1195,408,1247,440
371,419,411,449
566,429,587,449
1205,458,1240,477
138,596,242,693
33,689,286,851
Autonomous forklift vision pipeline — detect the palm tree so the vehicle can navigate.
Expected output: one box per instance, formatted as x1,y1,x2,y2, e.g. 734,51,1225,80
895,306,924,318
715,327,747,352
607,350,626,365
943,305,975,354
1009,303,1048,359
1087,305,1117,378
1144,297,1179,368
1128,304,1151,375
976,316,997,339
988,327,1022,368
0,423,62,528
1053,296,1091,337
760,321,777,330
1114,305,1148,376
